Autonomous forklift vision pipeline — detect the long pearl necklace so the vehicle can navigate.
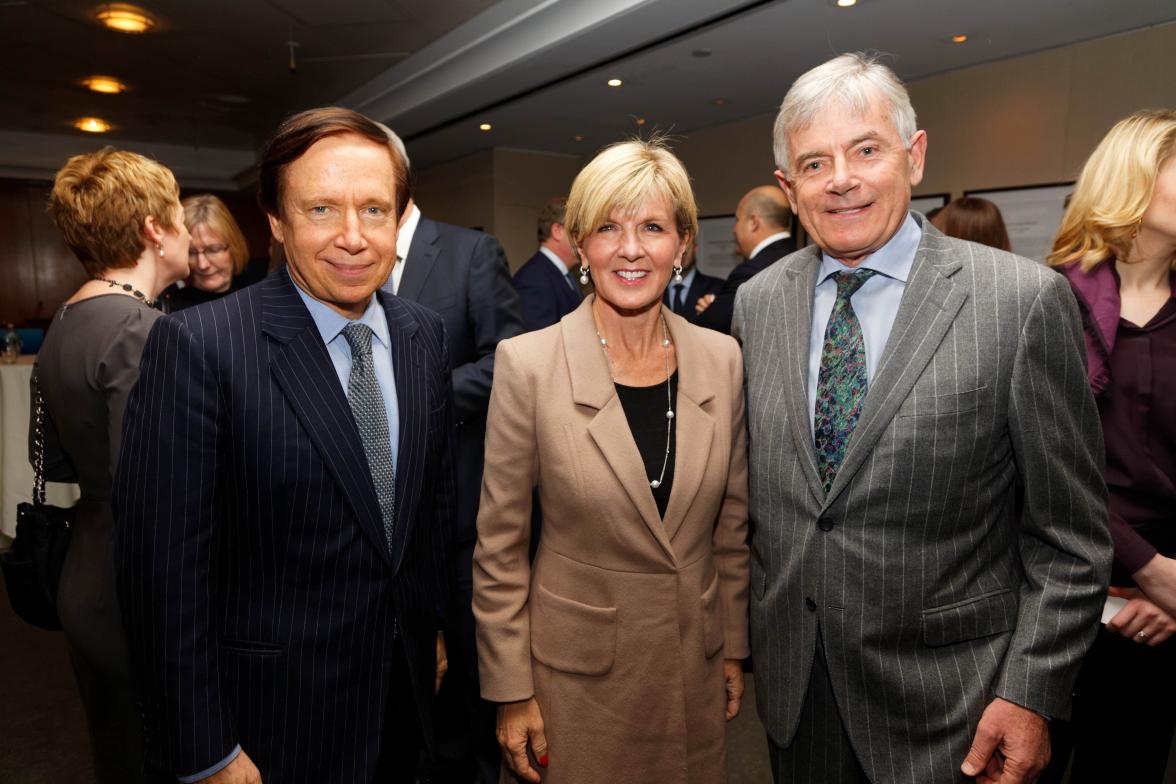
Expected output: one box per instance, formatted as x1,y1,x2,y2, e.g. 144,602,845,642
596,315,674,489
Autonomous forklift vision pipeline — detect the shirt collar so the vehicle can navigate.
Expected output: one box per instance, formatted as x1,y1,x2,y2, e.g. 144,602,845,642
750,231,792,260
291,274,390,351
816,212,921,286
396,203,422,262
538,245,571,274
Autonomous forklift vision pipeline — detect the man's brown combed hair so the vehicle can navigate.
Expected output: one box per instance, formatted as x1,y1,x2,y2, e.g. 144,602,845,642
257,106,410,220
48,147,180,277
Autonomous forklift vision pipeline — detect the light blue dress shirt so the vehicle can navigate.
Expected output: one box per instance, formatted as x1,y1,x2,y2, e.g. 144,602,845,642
806,212,922,435
294,282,400,470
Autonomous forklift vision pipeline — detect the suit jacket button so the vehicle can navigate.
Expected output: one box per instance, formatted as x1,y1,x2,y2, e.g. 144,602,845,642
805,597,817,612
817,516,834,532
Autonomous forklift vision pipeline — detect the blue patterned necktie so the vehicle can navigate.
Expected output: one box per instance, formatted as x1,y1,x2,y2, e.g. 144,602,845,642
341,323,396,549
814,269,878,493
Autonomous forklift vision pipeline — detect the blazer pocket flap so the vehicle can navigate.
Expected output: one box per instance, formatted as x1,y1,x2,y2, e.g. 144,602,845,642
222,638,284,657
921,588,1017,647
901,386,988,418
531,584,617,675
701,572,725,658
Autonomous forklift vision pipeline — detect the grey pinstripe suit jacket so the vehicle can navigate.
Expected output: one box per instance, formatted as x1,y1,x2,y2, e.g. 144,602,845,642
732,217,1111,784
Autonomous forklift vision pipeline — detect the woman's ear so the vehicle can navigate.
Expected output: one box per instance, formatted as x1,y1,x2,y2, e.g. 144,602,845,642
142,214,166,247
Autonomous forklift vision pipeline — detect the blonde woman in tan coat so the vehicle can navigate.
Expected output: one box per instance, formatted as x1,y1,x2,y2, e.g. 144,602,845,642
473,138,750,784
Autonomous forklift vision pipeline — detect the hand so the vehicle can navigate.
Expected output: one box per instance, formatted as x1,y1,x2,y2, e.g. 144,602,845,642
723,659,745,720
1132,554,1176,618
695,293,716,315
199,749,261,783
435,631,448,694
496,698,548,783
1107,586,1176,646
960,698,1049,783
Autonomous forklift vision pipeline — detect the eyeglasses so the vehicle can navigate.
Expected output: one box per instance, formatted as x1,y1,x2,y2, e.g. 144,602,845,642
189,244,229,259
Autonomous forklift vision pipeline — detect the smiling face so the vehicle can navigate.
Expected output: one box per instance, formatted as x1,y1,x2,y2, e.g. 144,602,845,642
577,196,687,315
187,223,235,293
776,99,926,264
1138,153,1176,252
267,132,399,318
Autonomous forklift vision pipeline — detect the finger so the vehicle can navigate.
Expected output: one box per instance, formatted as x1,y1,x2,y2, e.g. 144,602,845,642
1106,604,1138,632
1149,628,1173,646
531,721,550,769
961,724,1001,777
508,741,540,783
726,692,742,721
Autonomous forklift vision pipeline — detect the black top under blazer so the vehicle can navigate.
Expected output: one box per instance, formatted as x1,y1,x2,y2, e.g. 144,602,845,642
114,268,457,782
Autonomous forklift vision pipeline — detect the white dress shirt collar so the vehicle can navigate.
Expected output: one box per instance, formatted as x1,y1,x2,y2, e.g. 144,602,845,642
749,231,792,261
391,203,422,295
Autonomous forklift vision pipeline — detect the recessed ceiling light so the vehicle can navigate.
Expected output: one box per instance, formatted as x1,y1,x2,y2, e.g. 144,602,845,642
607,78,623,88
574,134,585,142
81,75,128,94
95,3,155,33
635,117,646,127
952,33,969,43
479,123,492,131
836,0,857,6
74,117,113,133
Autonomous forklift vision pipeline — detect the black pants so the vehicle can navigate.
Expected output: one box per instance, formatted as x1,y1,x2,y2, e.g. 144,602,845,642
375,639,427,784
1043,626,1176,784
768,634,868,784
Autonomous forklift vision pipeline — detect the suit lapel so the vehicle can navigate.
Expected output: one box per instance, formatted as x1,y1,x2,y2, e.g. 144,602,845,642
821,228,967,510
262,271,391,565
661,309,715,542
564,299,677,564
779,249,827,504
383,295,424,576
396,217,440,301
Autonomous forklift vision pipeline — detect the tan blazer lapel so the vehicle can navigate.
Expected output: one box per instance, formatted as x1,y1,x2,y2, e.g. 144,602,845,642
661,308,715,543
821,227,968,510
563,299,676,563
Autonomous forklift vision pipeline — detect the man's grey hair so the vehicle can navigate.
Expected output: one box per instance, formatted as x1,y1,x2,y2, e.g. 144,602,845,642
772,52,917,175
374,121,411,172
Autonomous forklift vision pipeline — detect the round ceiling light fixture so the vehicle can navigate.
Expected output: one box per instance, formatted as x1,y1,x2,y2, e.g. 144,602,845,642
952,33,969,43
479,122,493,131
81,75,129,94
74,117,113,133
95,3,155,33
607,78,623,88
836,0,857,7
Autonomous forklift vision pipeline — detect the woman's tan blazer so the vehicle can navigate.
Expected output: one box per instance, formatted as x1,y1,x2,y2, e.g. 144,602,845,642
474,296,750,783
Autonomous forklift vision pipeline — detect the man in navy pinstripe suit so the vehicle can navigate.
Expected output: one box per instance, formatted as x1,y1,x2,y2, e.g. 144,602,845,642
115,108,455,783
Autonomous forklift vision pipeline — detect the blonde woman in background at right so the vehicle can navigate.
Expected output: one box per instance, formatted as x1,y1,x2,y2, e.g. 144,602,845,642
1043,108,1176,784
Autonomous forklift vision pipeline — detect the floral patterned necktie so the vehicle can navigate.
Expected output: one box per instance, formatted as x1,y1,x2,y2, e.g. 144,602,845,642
814,269,878,493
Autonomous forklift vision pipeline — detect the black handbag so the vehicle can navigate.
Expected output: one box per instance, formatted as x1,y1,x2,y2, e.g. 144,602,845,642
1,374,73,631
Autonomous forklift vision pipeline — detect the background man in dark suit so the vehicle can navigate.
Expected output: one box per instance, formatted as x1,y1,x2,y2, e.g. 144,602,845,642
695,184,795,333
115,107,455,784
662,243,722,324
381,128,525,782
733,53,1110,784
513,196,583,332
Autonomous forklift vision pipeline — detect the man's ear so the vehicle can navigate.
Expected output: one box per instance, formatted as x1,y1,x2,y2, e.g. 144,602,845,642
907,130,928,189
774,170,799,215
550,222,566,243
267,212,286,245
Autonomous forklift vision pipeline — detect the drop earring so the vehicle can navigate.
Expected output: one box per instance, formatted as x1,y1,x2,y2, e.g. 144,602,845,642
157,244,165,259
672,265,683,283
579,265,590,286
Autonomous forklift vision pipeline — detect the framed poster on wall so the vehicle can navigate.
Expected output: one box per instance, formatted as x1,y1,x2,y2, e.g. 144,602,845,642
910,193,949,216
964,182,1075,263
695,214,741,279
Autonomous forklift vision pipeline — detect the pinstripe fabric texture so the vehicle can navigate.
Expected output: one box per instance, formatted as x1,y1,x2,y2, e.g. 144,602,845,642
114,268,456,782
732,216,1112,784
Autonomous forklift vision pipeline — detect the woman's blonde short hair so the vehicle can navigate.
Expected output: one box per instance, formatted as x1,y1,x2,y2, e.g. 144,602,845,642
564,138,698,255
48,147,180,277
1048,108,1176,271
183,194,251,276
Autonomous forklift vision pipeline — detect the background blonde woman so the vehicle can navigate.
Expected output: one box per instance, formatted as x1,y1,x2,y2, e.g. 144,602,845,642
40,147,190,781
166,193,260,310
474,139,749,783
1044,108,1176,784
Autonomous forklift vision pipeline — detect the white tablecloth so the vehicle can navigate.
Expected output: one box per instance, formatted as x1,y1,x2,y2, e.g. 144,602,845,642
1,359,81,538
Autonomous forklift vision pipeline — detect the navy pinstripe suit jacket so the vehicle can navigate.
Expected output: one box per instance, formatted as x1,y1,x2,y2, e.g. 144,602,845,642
114,268,456,782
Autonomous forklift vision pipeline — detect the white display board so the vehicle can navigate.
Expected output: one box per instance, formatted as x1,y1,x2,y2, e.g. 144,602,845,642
964,183,1075,263
695,214,741,279
910,193,949,216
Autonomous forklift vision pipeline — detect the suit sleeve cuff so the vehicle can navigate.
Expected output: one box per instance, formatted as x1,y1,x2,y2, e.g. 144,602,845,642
178,744,241,783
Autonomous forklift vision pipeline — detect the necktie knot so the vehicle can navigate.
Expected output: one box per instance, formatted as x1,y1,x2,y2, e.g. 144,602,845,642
342,322,374,360
831,269,878,300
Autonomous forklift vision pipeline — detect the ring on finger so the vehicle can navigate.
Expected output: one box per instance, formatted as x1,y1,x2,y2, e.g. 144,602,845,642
1136,630,1150,641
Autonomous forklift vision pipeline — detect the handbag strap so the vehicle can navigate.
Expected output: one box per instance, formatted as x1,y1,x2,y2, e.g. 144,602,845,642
30,371,46,506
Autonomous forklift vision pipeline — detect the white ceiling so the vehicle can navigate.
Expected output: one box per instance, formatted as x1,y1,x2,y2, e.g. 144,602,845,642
1,0,1174,186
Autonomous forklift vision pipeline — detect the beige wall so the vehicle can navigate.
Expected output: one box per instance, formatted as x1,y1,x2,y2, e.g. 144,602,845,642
678,23,1176,212
414,147,581,271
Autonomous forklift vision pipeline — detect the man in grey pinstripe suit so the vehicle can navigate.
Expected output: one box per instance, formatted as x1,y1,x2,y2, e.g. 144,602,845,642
732,54,1111,784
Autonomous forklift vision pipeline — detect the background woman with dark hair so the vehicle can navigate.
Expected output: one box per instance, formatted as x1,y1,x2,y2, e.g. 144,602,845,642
929,196,1012,251
39,147,190,781
1044,108,1176,783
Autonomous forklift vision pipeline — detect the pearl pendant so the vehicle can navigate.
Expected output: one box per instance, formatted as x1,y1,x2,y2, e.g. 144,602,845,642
666,410,674,420
650,479,661,488
662,339,670,347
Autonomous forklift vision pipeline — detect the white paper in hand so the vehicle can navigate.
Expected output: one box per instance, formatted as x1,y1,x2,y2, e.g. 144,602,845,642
1101,595,1128,625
